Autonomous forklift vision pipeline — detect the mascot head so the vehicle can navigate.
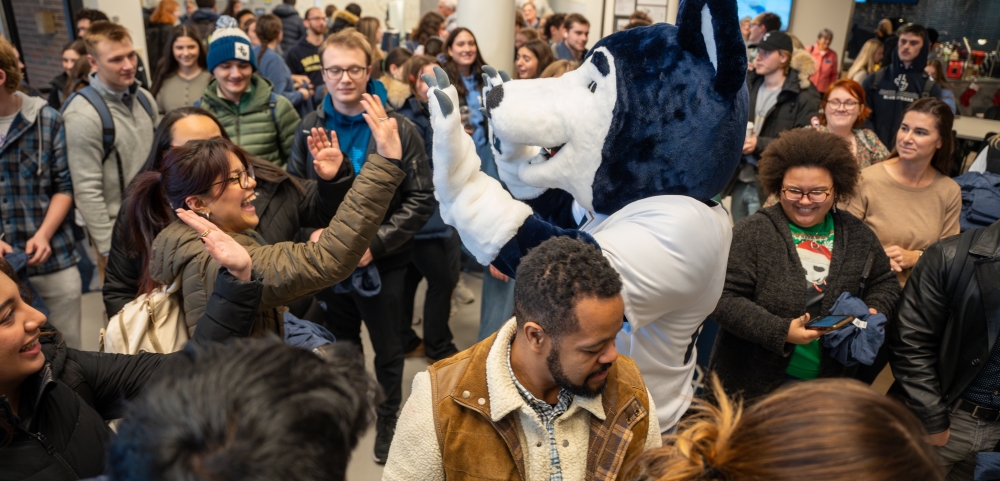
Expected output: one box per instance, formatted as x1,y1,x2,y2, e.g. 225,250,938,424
483,0,749,214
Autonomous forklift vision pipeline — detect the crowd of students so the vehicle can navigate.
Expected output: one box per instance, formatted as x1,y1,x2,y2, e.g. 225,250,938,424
1,1,1000,480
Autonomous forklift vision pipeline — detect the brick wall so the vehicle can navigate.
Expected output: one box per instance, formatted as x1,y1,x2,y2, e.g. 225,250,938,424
11,0,72,90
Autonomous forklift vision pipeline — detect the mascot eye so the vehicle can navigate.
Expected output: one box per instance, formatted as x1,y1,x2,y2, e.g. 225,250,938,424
588,81,597,93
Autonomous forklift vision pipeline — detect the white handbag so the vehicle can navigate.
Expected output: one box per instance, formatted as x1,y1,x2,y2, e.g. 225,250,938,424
100,279,189,354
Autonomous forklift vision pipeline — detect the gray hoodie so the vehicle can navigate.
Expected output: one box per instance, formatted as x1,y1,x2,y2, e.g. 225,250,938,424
62,73,159,255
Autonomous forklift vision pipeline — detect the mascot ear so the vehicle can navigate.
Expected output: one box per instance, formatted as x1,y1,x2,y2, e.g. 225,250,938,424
676,0,748,97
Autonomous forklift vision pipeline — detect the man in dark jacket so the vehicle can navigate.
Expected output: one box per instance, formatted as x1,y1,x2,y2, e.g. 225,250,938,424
862,24,943,150
889,219,1000,480
728,31,820,222
287,30,434,465
273,0,307,55
186,0,219,43
285,7,328,105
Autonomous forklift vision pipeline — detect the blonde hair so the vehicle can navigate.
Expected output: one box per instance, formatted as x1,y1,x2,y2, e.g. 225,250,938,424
0,37,22,94
633,376,943,481
82,21,133,58
540,59,577,78
847,39,884,81
356,17,385,76
320,28,373,67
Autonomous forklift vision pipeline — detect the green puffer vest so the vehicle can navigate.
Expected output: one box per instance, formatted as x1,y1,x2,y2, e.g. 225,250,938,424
198,74,300,167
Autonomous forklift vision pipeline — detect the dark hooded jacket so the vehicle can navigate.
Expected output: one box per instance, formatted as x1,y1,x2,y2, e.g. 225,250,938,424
745,67,821,156
862,36,942,150
0,270,263,481
186,8,219,42
273,4,307,55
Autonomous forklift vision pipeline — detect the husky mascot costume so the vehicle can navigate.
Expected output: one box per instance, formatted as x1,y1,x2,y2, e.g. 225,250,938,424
424,0,747,434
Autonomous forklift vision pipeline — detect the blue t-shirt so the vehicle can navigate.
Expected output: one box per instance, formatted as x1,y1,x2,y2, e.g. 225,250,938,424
462,73,487,148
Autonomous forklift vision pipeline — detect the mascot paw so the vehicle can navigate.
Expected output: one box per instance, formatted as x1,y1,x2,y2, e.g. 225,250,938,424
424,66,485,205
481,66,548,200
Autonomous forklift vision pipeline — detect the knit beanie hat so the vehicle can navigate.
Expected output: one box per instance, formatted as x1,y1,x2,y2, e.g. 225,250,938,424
207,16,257,72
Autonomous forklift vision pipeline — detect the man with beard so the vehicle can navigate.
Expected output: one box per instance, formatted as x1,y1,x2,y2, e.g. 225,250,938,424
383,237,660,481
285,7,329,105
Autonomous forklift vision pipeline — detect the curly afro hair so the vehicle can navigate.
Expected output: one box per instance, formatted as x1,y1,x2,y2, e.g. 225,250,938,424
513,237,622,340
758,128,861,203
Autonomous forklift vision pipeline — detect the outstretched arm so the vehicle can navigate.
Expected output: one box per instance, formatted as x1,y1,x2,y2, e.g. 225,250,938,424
424,66,533,264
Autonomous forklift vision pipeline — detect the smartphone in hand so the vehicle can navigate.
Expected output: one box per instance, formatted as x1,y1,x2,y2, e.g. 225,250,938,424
805,315,855,333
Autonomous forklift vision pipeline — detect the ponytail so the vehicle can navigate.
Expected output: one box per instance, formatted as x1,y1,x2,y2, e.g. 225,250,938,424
124,171,176,294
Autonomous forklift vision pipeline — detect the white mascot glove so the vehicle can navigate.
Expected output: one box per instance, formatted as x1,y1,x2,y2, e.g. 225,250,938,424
424,66,533,264
480,66,548,200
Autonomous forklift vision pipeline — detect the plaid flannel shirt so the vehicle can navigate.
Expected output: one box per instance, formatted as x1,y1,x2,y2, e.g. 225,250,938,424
0,96,79,276
507,340,574,481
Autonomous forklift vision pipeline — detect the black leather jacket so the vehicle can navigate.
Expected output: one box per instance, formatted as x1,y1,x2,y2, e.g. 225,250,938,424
288,105,435,271
889,221,1000,434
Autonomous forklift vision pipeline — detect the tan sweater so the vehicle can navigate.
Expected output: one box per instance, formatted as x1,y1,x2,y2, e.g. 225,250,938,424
844,162,961,285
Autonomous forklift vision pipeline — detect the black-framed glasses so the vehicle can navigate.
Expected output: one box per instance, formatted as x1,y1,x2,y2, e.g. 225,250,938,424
782,187,832,203
212,164,255,189
827,100,859,110
321,65,369,80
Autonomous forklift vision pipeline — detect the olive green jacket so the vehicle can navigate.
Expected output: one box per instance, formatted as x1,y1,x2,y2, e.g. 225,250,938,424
148,155,405,337
197,74,299,167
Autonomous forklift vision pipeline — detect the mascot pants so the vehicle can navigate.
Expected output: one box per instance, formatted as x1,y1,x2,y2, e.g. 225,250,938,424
318,265,407,419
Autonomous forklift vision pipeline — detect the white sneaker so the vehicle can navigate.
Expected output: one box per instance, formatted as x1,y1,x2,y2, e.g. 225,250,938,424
454,277,476,304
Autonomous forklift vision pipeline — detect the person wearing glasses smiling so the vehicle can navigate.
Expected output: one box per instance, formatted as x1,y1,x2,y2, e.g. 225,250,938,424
708,129,900,402
287,28,433,465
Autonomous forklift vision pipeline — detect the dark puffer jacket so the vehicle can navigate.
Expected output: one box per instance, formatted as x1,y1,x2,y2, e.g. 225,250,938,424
103,159,350,316
708,206,900,401
0,269,263,481
287,97,435,271
272,4,307,54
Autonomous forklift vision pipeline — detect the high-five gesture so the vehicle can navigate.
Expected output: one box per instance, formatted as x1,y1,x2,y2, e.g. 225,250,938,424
360,93,402,160
306,127,345,181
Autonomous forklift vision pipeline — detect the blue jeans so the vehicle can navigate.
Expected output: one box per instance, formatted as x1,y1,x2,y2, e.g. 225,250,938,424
478,272,515,341
730,179,761,223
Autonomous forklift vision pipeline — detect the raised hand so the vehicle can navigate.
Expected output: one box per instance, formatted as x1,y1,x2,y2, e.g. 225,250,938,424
360,93,403,160
481,66,547,200
307,127,345,181
176,209,252,281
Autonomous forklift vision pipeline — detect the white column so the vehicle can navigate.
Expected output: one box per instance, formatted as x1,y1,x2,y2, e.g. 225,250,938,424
457,0,514,74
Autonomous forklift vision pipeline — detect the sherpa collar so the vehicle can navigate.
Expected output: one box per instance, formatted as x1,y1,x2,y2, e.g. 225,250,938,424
485,319,606,423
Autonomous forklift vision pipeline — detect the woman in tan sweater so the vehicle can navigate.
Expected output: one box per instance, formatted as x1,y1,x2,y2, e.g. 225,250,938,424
845,98,960,287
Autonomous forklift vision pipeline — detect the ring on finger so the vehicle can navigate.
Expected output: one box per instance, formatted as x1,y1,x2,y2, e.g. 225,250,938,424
378,117,389,122
200,229,212,238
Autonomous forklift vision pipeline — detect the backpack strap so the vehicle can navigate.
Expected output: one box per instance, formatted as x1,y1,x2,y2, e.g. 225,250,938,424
987,146,1000,175
921,75,936,99
65,86,115,163
135,90,156,120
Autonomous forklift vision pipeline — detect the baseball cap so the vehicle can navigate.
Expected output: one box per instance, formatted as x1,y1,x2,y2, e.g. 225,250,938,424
752,30,793,52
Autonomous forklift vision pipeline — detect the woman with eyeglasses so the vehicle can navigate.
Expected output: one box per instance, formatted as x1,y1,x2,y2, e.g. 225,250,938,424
762,79,888,209
708,129,900,402
120,93,406,338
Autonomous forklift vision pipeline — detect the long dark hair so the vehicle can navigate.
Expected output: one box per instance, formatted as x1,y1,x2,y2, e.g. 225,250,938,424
124,107,303,256
410,11,445,47
150,25,207,97
890,97,954,176
442,27,487,99
255,14,283,64
125,138,252,293
516,39,555,80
